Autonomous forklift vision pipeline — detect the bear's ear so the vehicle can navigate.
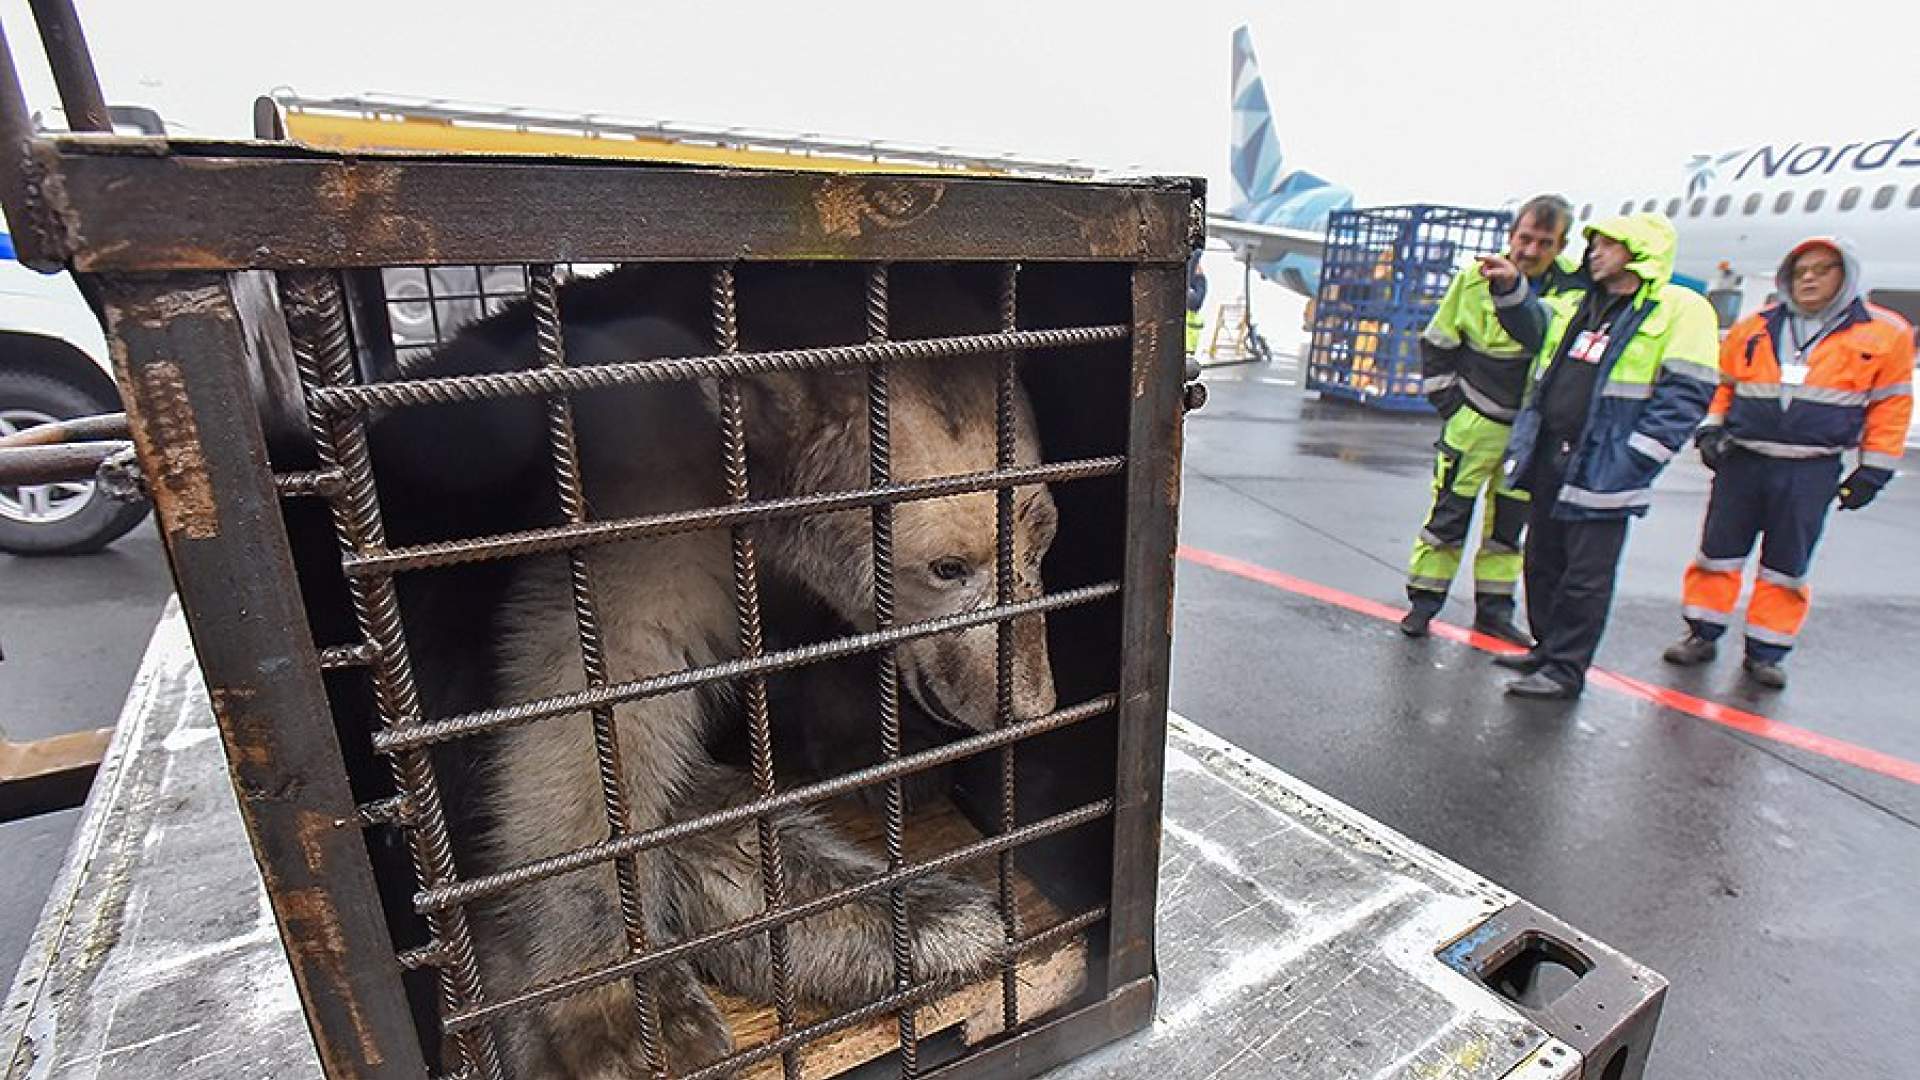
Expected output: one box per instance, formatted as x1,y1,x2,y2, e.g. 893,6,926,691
704,368,862,459
704,262,870,456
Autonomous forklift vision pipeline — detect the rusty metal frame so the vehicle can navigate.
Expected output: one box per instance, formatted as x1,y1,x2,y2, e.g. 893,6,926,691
0,9,1200,1080
15,138,1195,274
94,271,434,1078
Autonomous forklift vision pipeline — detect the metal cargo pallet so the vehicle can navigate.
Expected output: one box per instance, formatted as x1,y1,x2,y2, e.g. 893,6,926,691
5,611,1665,1080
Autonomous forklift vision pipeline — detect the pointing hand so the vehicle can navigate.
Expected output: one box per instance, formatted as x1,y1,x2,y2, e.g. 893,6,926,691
1477,254,1521,293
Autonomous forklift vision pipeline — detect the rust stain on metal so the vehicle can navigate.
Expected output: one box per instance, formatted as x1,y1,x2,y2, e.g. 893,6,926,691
295,810,334,876
814,182,866,238
1095,209,1140,258
79,240,227,272
208,685,259,706
280,885,387,1071
1042,194,1140,259
137,281,230,322
126,359,219,541
14,141,80,270
315,162,439,264
316,160,401,209
1132,323,1159,400
1166,439,1184,639
208,685,277,773
1166,422,1184,508
814,176,944,239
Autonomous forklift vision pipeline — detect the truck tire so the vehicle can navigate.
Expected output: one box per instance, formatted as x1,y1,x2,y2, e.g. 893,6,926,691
0,367,151,555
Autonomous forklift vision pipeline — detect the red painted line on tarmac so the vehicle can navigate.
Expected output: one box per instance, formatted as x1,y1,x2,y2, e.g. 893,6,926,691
1177,544,1920,788
1587,670,1920,786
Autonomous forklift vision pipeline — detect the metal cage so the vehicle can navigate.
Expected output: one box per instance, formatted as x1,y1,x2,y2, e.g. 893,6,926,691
1305,205,1511,411
0,9,1199,1080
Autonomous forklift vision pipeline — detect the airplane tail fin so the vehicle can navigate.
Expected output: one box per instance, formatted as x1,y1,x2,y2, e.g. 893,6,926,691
1230,25,1286,211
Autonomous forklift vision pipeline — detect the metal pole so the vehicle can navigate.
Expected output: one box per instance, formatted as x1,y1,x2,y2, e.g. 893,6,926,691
0,18,42,244
26,0,110,132
0,410,128,448
1104,260,1186,992
1242,254,1253,329
0,440,129,484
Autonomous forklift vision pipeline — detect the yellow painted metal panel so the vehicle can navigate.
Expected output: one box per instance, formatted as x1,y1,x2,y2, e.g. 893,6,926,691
282,111,1000,175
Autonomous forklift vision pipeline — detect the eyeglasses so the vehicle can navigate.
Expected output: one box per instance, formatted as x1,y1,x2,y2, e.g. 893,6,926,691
1793,261,1842,279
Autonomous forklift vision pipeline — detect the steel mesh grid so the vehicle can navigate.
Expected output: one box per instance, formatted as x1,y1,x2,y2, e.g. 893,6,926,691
992,263,1022,1030
280,269,507,1080
386,264,533,375
864,263,922,1074
710,263,804,1079
440,801,1116,1039
276,259,1136,1079
527,264,670,1073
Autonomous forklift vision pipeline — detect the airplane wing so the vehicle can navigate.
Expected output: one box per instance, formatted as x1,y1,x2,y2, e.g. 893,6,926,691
1206,213,1325,263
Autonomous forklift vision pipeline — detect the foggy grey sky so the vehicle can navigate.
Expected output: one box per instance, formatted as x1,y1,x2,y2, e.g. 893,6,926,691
3,0,1914,211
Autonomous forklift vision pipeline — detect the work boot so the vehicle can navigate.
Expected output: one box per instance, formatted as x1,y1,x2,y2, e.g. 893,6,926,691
1742,657,1788,690
1662,634,1719,666
1400,594,1444,638
1472,595,1532,648
1504,671,1579,700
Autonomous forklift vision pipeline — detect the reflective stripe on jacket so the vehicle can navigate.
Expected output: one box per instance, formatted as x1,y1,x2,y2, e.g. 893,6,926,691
1702,300,1914,483
1421,253,1582,421
1493,213,1720,520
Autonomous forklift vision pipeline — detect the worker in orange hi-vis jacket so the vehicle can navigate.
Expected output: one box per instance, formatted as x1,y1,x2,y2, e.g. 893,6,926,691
1663,237,1914,690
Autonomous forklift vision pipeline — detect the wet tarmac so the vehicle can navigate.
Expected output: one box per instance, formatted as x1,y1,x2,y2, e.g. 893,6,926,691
1178,359,1920,1079
4,364,1918,1077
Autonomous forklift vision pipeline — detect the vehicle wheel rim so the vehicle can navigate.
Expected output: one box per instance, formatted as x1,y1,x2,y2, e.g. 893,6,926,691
0,408,96,525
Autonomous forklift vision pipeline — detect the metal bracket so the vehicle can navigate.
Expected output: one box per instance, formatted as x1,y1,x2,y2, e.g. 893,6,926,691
1441,901,1668,1079
95,444,147,501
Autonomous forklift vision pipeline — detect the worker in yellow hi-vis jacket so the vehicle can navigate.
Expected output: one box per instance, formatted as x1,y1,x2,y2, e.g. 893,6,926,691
1186,252,1208,356
1402,195,1585,644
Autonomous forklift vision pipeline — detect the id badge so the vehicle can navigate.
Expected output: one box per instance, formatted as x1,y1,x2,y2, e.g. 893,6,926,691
1570,330,1608,363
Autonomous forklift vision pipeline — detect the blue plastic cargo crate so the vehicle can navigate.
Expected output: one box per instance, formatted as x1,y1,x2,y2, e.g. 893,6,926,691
1306,205,1511,412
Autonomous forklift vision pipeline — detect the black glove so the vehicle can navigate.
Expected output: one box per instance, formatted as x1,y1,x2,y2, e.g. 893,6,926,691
1430,386,1464,419
1696,428,1730,472
1836,467,1887,511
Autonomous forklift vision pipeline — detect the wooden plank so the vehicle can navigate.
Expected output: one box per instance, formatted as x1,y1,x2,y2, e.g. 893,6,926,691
0,727,111,819
0,728,110,779
713,796,1089,1079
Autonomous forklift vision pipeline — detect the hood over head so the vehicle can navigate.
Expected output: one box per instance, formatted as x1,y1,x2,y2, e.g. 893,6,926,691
1582,213,1677,302
1775,235,1863,323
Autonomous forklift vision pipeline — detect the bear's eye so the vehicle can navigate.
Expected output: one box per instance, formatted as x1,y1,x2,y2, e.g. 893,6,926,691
929,556,971,582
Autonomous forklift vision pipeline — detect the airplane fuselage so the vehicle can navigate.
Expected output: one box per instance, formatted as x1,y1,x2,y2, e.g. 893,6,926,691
1569,129,1920,325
